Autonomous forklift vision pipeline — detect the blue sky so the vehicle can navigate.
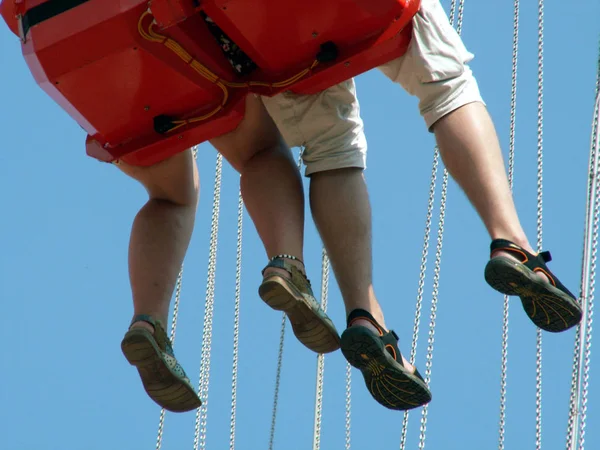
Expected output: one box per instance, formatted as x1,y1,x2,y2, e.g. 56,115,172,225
1,1,599,449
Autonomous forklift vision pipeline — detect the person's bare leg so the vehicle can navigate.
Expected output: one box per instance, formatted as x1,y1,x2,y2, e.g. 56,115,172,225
117,148,202,412
117,149,199,330
211,95,304,268
433,102,547,282
211,95,340,353
309,168,414,369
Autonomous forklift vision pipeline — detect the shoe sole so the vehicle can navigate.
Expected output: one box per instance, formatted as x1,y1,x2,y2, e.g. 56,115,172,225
259,276,340,354
121,328,202,413
485,257,582,332
341,327,431,411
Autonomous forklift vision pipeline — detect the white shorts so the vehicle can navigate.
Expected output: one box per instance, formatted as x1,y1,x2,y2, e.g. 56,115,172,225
261,0,484,176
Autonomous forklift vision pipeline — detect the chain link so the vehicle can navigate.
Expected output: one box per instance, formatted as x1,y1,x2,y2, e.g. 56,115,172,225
194,153,223,450
229,187,244,450
534,1,545,447
399,147,439,450
497,3,520,449
578,91,599,450
268,149,304,450
400,2,463,445
416,2,463,448
268,314,287,450
345,361,352,450
567,40,600,450
155,266,186,450
155,146,198,450
417,168,449,450
312,248,330,450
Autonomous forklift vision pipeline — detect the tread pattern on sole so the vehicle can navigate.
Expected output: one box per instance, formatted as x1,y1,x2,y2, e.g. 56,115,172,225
485,258,582,333
121,330,201,413
341,327,431,411
259,277,340,354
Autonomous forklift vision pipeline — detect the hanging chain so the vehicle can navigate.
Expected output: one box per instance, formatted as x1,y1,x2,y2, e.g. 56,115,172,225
534,1,545,448
268,149,304,450
155,266,186,450
155,146,199,450
417,169,449,450
268,314,287,450
400,1,462,446
416,2,464,448
229,187,244,450
345,361,352,450
578,89,600,450
194,153,223,450
567,41,600,450
498,3,520,449
312,248,331,450
399,147,439,450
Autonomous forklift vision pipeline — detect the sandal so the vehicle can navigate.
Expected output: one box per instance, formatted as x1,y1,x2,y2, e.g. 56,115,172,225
258,255,340,354
484,239,583,332
340,309,432,411
121,315,202,412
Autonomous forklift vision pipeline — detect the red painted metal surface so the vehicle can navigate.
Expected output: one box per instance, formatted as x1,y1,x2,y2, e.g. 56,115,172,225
1,0,418,166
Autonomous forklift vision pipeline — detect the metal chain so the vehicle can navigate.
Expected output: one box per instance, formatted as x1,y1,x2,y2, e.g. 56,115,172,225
268,149,304,450
345,361,352,450
155,145,198,450
155,266,186,450
567,41,600,450
578,89,600,450
417,168,449,450
194,153,223,450
312,248,331,450
400,1,462,445
498,3,520,449
268,314,287,450
416,2,464,448
399,147,439,450
534,1,545,448
229,187,244,450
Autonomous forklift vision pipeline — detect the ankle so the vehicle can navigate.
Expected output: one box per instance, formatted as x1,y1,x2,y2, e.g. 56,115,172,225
129,315,167,333
269,254,306,275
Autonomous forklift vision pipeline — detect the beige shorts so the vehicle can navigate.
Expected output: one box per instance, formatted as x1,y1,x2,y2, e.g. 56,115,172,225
261,0,484,176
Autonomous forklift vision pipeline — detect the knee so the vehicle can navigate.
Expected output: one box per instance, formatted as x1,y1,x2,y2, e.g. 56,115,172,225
115,149,199,208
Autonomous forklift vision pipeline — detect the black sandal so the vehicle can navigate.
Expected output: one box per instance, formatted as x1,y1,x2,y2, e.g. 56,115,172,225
484,239,582,332
340,309,432,411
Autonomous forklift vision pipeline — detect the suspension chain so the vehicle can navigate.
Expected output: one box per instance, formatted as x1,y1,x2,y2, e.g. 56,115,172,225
155,267,186,450
194,153,223,450
229,187,245,450
345,360,352,450
498,3,520,449
268,149,304,450
578,90,600,450
567,47,600,450
416,2,464,448
399,147,439,450
312,248,331,450
155,146,199,450
534,1,545,448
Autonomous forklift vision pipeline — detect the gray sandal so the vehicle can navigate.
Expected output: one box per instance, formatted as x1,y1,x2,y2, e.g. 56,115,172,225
259,255,340,354
121,315,201,412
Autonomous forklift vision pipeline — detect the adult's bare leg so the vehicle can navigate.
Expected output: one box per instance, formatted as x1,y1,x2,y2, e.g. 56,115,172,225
211,95,340,353
117,148,201,413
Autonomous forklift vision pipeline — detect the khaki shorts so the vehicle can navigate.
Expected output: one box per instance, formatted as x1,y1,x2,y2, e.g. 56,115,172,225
261,0,484,176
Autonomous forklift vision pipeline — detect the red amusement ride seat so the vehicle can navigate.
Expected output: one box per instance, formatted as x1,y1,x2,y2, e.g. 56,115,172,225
1,0,419,166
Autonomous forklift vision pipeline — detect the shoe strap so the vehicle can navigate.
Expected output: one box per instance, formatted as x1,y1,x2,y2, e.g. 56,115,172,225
129,314,173,356
262,256,314,296
489,239,578,298
347,308,402,361
490,239,552,264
